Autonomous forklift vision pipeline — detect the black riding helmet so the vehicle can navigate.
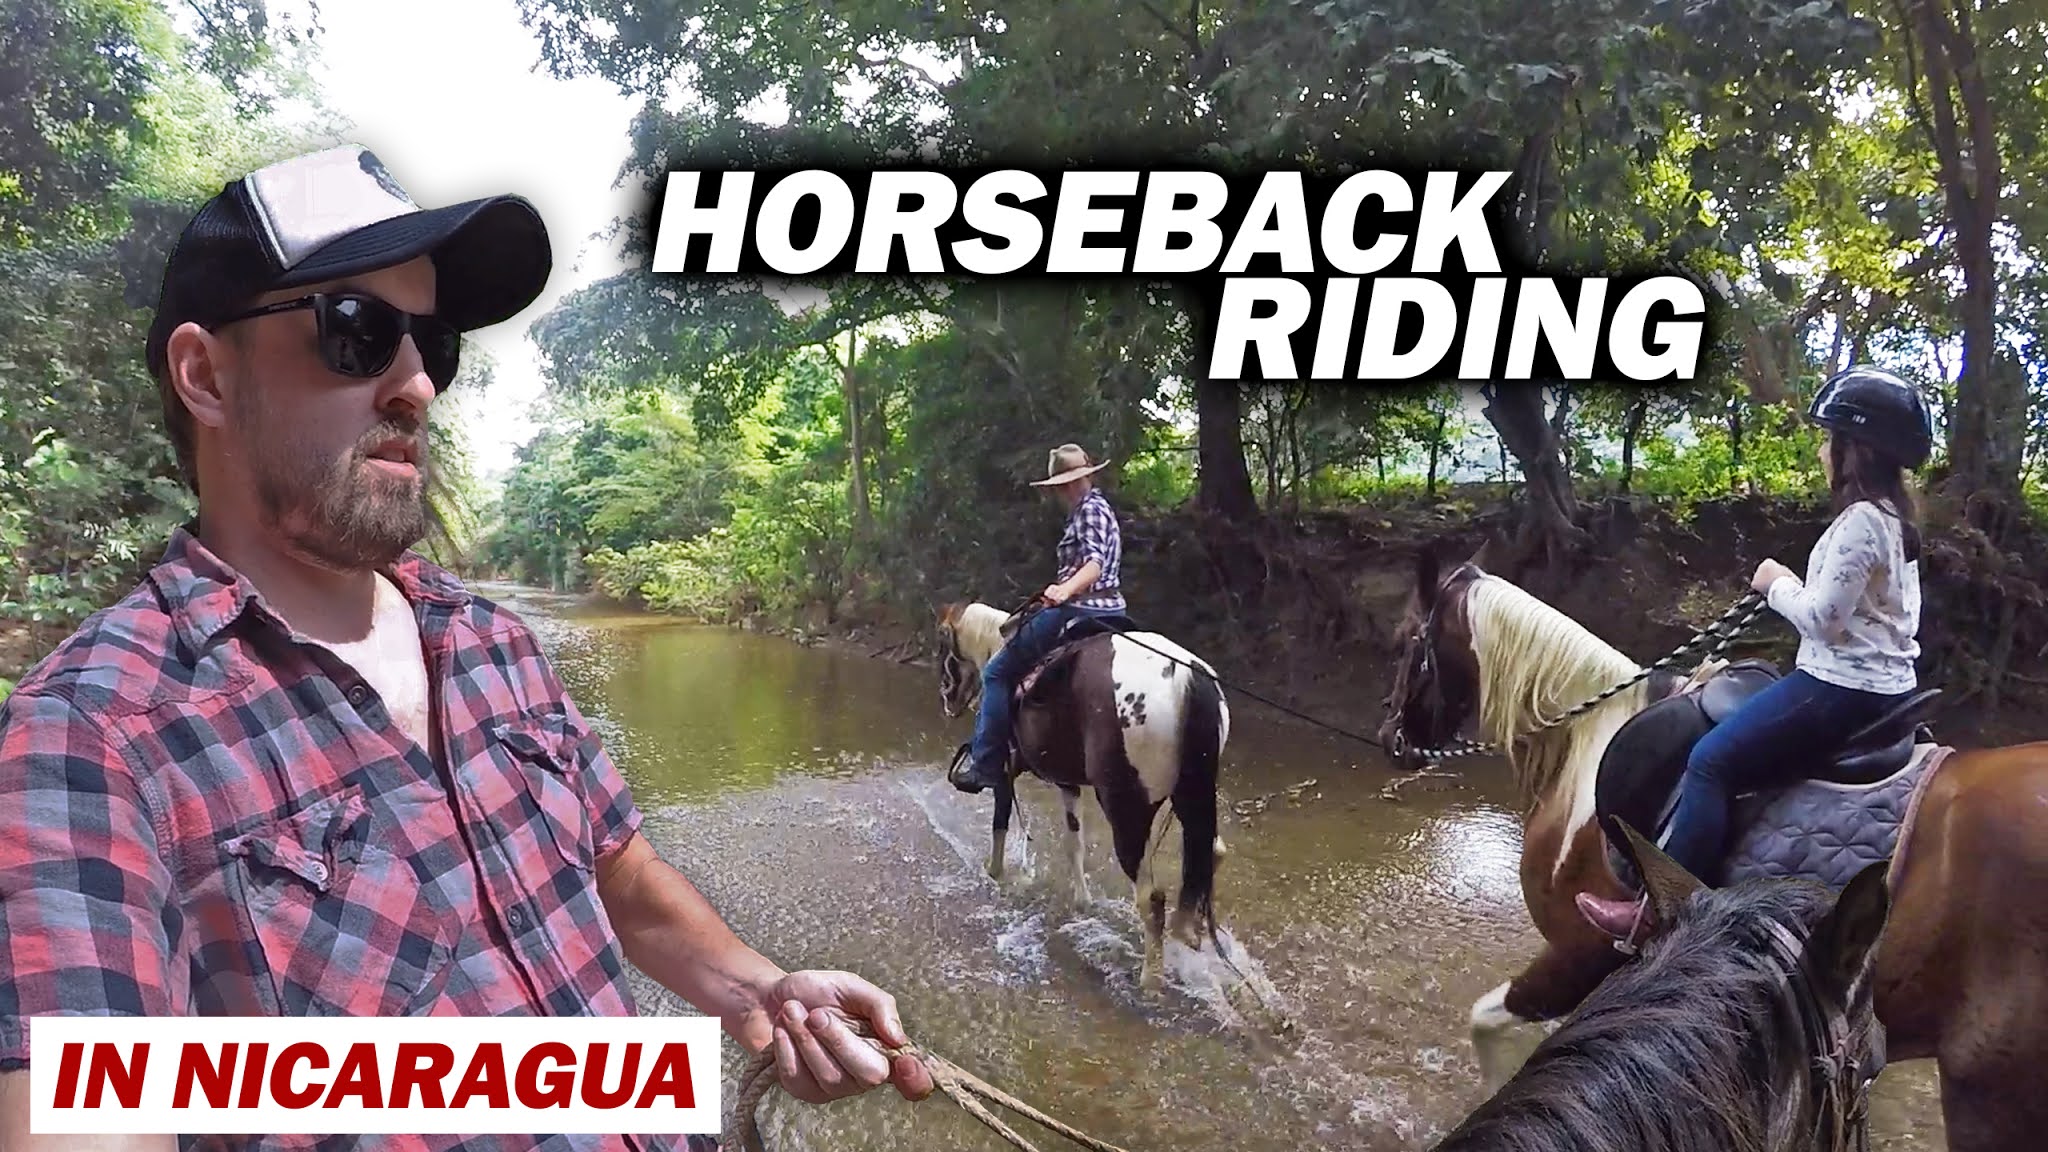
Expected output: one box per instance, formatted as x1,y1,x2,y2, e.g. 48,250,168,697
1806,364,1934,469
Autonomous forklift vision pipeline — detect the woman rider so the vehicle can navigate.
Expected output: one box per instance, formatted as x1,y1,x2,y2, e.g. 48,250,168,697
1579,365,1934,938
950,444,1128,794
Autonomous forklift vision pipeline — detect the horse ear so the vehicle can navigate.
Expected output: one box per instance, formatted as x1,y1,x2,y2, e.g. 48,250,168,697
1415,548,1441,604
1810,859,1892,992
1603,814,1705,922
1469,534,1496,573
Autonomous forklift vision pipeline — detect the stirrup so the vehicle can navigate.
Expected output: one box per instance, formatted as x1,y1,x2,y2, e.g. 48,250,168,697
946,742,976,787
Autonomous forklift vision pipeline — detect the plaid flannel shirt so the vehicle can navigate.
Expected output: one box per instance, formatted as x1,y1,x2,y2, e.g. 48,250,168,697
0,527,718,1152
1055,489,1125,611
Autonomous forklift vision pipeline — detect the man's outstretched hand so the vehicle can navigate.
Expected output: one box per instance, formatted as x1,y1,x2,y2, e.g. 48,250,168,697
731,970,937,1104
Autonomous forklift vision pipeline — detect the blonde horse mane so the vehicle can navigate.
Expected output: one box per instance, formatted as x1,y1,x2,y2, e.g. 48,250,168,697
942,601,1010,669
1464,575,1652,811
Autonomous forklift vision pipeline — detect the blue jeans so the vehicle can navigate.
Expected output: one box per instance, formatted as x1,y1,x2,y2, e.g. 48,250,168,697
968,604,1123,771
1662,669,1909,882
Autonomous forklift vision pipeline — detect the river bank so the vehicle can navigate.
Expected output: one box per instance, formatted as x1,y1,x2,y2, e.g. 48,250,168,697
566,491,2048,754
8,493,2045,754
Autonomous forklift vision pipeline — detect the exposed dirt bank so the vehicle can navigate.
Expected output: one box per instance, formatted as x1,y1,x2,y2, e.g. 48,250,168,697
802,492,2048,753
9,494,2044,752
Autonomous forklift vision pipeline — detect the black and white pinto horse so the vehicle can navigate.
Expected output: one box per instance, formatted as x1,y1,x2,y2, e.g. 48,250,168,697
936,601,1230,991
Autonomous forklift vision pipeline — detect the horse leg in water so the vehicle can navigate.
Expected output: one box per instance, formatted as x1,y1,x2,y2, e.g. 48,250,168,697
987,777,1016,881
1097,782,1171,992
1470,940,1626,1092
1059,786,1089,903
1163,666,1225,948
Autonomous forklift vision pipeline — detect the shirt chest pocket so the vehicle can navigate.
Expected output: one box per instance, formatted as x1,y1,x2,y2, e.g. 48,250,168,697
485,716,599,876
218,789,456,1017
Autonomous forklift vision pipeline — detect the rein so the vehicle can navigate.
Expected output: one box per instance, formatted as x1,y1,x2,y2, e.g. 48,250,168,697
730,1013,1136,1152
1391,581,1770,764
995,599,1393,753
1761,919,1878,1152
990,585,1767,768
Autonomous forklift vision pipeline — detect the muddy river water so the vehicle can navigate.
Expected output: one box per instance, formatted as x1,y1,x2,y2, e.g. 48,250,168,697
485,584,1950,1151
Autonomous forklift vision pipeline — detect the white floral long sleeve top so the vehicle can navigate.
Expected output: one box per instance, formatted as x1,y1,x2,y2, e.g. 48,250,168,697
1764,499,1920,694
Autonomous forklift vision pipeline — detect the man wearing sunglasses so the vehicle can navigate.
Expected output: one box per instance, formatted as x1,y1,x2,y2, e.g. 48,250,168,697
0,145,932,1151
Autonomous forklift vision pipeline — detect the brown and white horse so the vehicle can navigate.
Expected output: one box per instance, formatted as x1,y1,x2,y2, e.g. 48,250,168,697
936,600,1230,991
1379,548,2048,1152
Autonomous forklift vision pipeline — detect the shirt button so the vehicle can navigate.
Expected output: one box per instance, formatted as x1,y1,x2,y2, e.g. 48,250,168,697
308,861,329,884
347,684,368,706
507,907,527,931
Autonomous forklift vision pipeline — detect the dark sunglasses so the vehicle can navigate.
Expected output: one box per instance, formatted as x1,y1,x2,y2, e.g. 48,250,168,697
209,292,462,392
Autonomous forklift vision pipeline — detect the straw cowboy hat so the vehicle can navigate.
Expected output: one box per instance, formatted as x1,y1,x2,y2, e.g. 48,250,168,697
1029,443,1111,487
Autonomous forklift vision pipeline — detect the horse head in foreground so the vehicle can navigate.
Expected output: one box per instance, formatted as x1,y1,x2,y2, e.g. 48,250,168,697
1380,542,2048,1151
935,600,1230,992
1434,816,1891,1152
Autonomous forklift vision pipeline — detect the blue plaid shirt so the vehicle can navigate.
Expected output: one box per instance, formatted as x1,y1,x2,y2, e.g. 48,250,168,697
1057,488,1125,611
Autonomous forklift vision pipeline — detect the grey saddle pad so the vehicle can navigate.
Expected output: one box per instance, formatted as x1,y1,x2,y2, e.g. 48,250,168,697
1721,742,1942,891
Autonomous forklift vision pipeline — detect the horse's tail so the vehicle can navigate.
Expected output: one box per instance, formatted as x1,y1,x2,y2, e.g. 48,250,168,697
1172,663,1225,949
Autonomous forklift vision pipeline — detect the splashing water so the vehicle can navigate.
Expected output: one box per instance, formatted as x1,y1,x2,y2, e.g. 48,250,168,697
487,583,1953,1152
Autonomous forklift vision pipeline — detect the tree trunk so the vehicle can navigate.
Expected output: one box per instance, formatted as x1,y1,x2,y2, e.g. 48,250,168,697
1427,404,1447,497
1903,0,2018,504
1550,384,1574,477
833,329,873,535
1729,394,1746,495
1196,376,1258,519
1621,394,1647,494
1483,383,1587,569
1287,394,1304,512
1480,129,1587,567
1262,390,1280,508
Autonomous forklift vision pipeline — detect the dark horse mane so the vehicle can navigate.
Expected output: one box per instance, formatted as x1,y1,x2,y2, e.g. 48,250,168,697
1432,881,1841,1152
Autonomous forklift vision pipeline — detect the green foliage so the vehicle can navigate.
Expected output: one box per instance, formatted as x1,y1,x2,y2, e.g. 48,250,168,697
10,0,2048,699
1118,432,1198,511
534,382,854,622
0,232,194,634
587,540,743,620
0,0,169,245
0,0,472,677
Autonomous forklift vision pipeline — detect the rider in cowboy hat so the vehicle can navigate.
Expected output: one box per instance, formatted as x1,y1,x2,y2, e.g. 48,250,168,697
951,444,1129,794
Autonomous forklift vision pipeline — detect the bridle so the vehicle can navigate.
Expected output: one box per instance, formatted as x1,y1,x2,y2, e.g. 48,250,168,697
938,597,1048,718
1383,566,1772,764
1384,562,1493,764
1761,918,1880,1152
937,626,980,718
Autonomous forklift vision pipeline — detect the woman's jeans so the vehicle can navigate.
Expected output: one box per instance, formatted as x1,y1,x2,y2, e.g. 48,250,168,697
1661,669,1910,883
967,604,1123,774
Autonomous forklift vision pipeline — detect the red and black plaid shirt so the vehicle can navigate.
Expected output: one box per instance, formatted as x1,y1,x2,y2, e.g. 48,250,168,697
0,528,715,1152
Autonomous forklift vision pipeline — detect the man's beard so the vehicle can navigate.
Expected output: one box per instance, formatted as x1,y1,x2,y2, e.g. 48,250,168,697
236,388,431,571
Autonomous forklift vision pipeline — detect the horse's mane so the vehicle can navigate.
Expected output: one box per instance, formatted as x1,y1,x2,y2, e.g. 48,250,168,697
1464,575,1649,811
944,602,1009,668
1438,881,1838,1152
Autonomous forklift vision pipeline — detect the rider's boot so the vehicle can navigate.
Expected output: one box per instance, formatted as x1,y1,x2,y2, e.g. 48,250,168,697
1575,891,1658,954
948,743,1008,794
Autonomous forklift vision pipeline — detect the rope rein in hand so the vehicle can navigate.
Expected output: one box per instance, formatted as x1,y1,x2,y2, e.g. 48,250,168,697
729,1015,1136,1152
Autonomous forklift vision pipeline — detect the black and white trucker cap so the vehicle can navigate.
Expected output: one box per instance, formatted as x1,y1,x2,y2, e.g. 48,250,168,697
144,144,552,378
